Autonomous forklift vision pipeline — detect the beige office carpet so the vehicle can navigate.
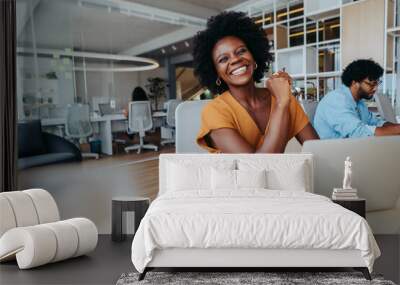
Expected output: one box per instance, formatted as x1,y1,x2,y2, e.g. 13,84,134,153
116,271,395,285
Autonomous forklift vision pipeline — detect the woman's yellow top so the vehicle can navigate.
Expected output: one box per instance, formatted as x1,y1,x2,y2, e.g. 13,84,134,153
196,91,309,153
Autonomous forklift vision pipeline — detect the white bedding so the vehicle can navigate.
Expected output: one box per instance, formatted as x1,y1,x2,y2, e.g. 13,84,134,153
131,190,380,273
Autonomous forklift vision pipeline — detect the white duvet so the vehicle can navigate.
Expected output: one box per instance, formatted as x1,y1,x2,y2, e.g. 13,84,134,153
131,190,380,273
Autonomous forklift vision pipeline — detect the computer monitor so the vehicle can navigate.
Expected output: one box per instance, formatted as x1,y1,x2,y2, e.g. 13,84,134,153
302,136,400,212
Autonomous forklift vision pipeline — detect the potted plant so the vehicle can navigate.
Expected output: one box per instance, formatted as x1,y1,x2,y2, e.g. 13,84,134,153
146,77,167,111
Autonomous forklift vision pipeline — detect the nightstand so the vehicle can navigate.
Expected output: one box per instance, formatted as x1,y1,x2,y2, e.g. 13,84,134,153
332,198,366,218
112,196,150,242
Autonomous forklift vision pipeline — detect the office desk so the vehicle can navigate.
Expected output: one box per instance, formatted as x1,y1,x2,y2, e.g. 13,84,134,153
152,111,167,129
152,111,167,118
42,114,126,155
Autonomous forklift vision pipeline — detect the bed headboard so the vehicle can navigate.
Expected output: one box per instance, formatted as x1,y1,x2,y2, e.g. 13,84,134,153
159,153,314,196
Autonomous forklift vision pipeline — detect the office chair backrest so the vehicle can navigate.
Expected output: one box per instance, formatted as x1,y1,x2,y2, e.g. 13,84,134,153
300,100,318,124
375,94,397,123
128,101,153,133
175,100,211,153
65,104,93,138
302,136,400,212
165,99,181,127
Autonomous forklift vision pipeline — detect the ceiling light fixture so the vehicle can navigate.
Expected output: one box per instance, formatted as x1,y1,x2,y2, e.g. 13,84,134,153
184,41,190,47
161,49,166,54
172,45,177,51
17,47,159,72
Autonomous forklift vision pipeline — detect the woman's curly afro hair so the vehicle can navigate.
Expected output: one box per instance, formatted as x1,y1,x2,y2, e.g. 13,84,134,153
192,11,272,94
341,59,383,87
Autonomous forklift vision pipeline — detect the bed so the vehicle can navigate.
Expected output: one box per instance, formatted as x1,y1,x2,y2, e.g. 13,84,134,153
131,154,380,281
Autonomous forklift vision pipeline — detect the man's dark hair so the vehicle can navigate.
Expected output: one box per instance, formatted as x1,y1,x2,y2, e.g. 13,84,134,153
341,59,383,87
192,11,273,94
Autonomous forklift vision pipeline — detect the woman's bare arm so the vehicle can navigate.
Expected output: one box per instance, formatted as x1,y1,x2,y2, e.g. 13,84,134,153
209,100,290,153
295,123,320,145
209,75,292,153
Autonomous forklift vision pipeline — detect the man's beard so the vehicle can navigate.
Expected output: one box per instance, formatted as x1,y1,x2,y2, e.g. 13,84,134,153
358,88,374,100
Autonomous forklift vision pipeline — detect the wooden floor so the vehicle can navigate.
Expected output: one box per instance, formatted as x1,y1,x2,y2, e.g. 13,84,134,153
0,235,398,285
18,141,175,234
81,129,175,168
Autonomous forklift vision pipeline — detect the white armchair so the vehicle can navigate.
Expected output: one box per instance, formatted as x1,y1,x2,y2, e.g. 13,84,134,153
0,189,98,269
175,100,210,153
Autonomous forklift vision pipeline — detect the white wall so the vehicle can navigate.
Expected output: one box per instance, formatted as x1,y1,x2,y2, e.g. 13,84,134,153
74,66,167,111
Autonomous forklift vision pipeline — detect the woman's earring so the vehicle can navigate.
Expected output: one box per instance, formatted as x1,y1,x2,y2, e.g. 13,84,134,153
216,77,221,86
254,63,258,70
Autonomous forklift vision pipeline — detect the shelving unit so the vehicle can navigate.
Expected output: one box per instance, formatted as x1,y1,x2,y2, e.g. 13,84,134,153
247,0,343,101
384,0,400,117
245,0,399,114
304,0,341,21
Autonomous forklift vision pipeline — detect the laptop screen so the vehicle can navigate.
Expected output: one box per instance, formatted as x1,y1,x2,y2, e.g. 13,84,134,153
98,103,113,116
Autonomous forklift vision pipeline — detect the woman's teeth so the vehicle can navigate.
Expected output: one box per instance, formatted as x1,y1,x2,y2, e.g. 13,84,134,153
231,66,247,76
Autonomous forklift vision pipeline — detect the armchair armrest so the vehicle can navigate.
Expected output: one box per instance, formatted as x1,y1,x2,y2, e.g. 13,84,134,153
43,132,82,161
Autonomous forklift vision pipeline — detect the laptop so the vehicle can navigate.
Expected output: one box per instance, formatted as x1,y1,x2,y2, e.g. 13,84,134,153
98,103,122,116
302,136,400,212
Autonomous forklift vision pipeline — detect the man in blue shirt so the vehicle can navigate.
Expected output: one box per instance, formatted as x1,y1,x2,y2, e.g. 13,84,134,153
314,59,400,139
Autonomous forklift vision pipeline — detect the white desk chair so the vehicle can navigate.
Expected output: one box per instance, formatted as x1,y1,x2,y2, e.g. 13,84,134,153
161,99,181,146
125,101,158,154
375,94,397,123
65,104,99,159
175,100,210,153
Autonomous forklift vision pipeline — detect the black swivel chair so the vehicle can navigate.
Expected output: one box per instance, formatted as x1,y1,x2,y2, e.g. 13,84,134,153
18,120,82,170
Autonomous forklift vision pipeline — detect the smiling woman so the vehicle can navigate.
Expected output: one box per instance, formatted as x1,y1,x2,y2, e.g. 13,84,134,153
193,11,319,153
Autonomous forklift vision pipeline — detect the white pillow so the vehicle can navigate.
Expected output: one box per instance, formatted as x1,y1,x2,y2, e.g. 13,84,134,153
168,162,210,191
236,169,267,189
266,161,307,191
211,168,236,190
238,159,309,192
167,160,236,192
211,169,267,190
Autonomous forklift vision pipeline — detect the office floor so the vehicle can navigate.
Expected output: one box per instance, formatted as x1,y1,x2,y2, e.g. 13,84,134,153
0,235,132,285
0,235,398,285
80,128,175,165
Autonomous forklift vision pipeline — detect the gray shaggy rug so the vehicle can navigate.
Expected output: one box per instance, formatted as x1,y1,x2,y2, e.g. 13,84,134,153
116,271,396,285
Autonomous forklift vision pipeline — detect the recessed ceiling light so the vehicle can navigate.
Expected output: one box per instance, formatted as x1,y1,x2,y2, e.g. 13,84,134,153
184,41,190,47
161,49,166,54
172,45,177,51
